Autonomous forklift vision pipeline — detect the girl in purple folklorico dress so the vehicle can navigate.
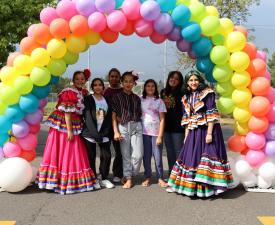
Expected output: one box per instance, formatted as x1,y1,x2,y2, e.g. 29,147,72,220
167,70,234,197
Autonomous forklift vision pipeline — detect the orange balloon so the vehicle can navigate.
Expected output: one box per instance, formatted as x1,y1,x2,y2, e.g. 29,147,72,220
246,58,266,78
249,96,271,117
32,23,52,44
121,20,135,36
234,25,248,38
241,148,249,155
228,135,247,152
248,116,269,133
69,15,89,36
50,18,70,39
100,28,119,43
7,52,21,66
250,77,270,96
20,149,36,162
243,42,257,59
20,37,40,55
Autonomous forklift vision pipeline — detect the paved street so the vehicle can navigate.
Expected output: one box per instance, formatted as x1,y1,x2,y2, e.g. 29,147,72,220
0,124,275,225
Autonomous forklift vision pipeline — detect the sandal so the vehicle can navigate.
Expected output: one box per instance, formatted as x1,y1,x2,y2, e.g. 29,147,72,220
158,179,168,188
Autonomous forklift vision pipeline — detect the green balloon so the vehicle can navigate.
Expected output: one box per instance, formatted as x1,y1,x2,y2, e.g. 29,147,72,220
189,2,207,22
0,86,20,105
47,59,67,76
217,97,235,115
200,16,220,36
210,46,230,65
0,102,7,115
211,34,225,45
63,51,79,65
14,76,33,95
176,0,191,5
216,81,234,97
213,64,233,83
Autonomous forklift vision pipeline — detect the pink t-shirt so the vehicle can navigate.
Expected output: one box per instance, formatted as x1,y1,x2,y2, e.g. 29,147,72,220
141,97,167,136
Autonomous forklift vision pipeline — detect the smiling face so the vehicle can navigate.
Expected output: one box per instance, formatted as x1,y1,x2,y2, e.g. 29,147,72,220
168,73,180,89
73,73,86,89
92,79,104,95
187,75,200,92
109,71,121,87
122,75,135,92
145,81,156,97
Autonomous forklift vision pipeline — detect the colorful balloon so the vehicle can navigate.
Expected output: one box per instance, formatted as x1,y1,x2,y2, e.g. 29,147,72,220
245,132,266,150
140,0,161,21
107,10,127,32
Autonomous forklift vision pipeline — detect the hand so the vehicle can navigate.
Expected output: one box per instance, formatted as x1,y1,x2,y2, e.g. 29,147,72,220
206,134,212,144
184,136,187,143
156,136,162,146
67,130,74,141
114,132,123,141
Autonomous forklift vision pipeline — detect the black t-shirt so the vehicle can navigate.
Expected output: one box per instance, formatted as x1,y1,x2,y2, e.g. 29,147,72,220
161,89,184,133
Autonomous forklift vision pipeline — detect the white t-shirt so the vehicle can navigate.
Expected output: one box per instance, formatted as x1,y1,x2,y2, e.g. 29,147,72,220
140,96,167,136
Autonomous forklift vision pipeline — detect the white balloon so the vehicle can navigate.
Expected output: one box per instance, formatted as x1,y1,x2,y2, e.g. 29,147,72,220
257,175,272,189
230,170,240,188
235,158,252,178
0,157,32,192
241,173,257,188
31,166,38,183
259,162,275,180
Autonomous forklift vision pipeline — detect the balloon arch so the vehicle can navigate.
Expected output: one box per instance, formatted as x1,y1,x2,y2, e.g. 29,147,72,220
0,0,275,192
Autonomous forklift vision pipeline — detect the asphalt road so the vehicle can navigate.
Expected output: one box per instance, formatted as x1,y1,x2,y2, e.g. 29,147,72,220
0,124,275,225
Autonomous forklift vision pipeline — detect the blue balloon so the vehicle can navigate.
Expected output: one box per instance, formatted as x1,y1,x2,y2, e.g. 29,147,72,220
0,115,12,134
196,56,214,74
181,22,201,42
156,0,176,12
116,0,124,8
49,75,60,85
205,72,217,83
19,94,39,113
171,5,191,26
6,104,25,123
32,85,51,99
192,37,212,57
0,133,9,147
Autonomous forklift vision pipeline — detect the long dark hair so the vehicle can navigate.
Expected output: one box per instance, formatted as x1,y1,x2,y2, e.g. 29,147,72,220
183,70,209,95
108,68,121,77
142,79,159,99
90,78,105,90
72,71,85,82
164,71,183,95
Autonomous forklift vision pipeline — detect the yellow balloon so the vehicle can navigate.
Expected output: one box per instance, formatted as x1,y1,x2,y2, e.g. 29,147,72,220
233,107,252,123
225,31,246,52
31,48,50,67
235,122,250,135
206,6,219,17
231,71,251,88
47,39,67,59
13,55,34,75
229,51,250,72
0,101,7,115
219,18,234,36
0,85,20,105
14,76,33,95
231,88,252,107
66,35,87,54
189,2,207,23
0,66,19,86
85,30,101,45
176,0,191,5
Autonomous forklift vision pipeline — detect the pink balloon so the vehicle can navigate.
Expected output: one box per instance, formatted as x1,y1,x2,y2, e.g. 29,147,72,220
29,123,41,134
95,0,115,14
121,0,141,21
3,142,22,158
25,110,43,125
245,132,266,150
140,0,161,21
88,12,107,32
12,120,30,138
188,50,197,60
256,50,267,62
56,0,78,21
134,19,153,37
149,31,166,44
107,10,127,32
7,52,21,66
27,24,37,37
245,150,266,167
39,98,48,108
40,7,59,25
267,87,275,103
17,134,38,151
267,103,275,122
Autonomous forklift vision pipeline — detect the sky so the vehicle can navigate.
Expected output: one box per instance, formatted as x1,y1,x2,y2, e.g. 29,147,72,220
66,0,275,82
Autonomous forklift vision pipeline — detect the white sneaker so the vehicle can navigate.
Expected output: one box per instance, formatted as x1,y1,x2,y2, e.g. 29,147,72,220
94,180,101,190
100,179,115,189
166,187,174,193
112,176,121,183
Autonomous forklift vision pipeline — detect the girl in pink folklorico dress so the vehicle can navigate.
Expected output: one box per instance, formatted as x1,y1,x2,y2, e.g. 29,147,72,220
36,70,100,194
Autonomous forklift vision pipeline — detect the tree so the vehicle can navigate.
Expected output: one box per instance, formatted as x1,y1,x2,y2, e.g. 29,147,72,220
268,52,275,87
0,0,56,67
51,77,71,93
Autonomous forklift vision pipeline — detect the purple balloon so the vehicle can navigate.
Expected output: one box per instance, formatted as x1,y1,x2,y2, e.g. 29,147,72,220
188,50,197,59
140,0,161,21
167,26,181,41
25,110,43,125
266,123,275,140
176,38,191,52
39,98,48,108
0,147,4,160
95,0,115,14
154,13,174,35
12,120,30,138
76,0,97,17
265,141,275,156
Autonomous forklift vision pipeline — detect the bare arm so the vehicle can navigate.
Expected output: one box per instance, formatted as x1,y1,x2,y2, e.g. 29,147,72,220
156,112,165,145
184,126,189,143
112,112,123,141
65,112,74,141
206,121,214,144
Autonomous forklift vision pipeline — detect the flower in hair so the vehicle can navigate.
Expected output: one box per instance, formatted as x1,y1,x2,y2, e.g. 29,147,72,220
83,69,91,80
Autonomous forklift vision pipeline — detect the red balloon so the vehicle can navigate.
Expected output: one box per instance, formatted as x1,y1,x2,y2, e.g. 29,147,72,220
120,20,135,36
243,42,257,59
20,149,36,162
100,28,119,43
247,58,267,78
150,31,167,44
228,135,247,152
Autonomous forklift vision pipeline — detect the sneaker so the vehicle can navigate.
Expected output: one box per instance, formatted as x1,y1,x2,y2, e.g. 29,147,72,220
112,176,121,183
94,180,101,190
100,179,115,189
166,187,174,193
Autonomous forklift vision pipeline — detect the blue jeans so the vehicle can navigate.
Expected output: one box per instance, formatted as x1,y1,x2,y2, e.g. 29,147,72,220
164,132,184,172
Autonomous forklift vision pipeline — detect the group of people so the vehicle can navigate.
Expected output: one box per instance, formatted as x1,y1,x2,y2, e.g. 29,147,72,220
36,68,234,198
